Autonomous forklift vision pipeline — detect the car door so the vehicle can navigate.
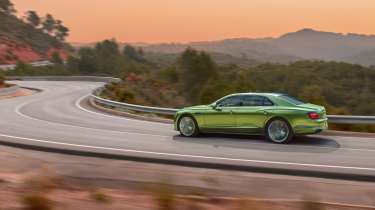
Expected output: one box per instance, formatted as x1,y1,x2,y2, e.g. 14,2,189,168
234,95,274,133
201,95,241,132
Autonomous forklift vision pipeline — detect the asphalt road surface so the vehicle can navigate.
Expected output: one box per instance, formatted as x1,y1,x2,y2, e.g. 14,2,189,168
1,81,375,181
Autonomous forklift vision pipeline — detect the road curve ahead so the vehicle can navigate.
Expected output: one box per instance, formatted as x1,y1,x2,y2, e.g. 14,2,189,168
1,81,375,181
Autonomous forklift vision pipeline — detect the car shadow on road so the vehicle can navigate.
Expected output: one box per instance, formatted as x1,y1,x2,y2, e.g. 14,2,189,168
172,133,340,153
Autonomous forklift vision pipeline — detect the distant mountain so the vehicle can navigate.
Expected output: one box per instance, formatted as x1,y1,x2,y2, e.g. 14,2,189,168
139,39,300,64
131,29,375,66
273,28,375,61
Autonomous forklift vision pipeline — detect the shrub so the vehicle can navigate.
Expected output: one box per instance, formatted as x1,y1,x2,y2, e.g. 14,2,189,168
24,171,63,193
22,193,52,210
90,189,111,203
151,183,176,210
302,200,325,210
0,71,4,85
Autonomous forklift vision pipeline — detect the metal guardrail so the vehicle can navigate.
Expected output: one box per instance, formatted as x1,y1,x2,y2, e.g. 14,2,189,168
327,115,375,125
91,87,375,124
91,87,178,115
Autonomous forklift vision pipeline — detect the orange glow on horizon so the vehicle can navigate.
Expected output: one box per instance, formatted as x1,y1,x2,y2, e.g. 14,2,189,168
12,0,375,43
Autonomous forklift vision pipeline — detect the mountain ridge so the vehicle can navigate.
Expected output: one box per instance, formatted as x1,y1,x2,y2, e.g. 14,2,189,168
70,28,375,66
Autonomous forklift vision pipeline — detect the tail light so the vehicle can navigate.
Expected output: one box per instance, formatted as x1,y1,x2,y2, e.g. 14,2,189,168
308,112,320,120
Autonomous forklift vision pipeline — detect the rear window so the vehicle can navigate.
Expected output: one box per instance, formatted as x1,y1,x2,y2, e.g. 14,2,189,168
242,95,274,106
279,95,305,105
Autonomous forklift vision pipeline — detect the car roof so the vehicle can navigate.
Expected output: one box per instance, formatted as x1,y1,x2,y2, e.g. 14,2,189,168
228,92,284,97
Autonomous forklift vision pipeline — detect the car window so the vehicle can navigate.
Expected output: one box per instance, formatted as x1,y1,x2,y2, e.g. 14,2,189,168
279,95,305,105
217,96,243,107
241,95,274,106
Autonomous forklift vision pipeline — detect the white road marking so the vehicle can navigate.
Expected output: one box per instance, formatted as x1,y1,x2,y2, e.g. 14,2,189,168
12,89,375,153
12,84,171,138
1,132,375,172
14,99,170,138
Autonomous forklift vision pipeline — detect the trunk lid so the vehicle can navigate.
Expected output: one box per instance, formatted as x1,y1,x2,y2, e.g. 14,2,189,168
297,103,326,118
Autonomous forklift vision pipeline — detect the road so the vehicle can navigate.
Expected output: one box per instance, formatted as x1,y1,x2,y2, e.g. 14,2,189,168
1,81,375,181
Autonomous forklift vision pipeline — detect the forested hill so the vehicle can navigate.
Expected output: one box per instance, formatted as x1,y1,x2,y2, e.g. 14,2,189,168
0,0,70,64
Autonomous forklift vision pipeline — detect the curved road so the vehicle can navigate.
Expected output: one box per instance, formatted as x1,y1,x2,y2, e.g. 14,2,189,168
1,81,375,180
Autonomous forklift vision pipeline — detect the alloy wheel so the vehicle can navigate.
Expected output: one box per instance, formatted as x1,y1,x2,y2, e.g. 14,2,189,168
179,116,196,137
267,119,290,143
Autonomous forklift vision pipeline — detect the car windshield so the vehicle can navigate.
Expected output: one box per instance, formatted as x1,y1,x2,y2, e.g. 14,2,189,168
279,95,305,105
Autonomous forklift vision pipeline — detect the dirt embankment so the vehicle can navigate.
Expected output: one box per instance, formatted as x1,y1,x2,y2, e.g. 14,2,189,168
0,35,68,64
0,145,374,210
0,86,35,99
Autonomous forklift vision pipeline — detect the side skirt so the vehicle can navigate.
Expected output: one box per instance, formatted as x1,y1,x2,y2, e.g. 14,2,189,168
200,127,263,135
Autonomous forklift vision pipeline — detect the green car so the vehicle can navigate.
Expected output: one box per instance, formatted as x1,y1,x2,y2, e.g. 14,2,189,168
174,93,328,143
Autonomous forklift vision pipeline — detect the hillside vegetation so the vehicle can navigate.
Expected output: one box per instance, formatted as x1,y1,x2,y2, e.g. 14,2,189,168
8,38,375,132
0,0,69,64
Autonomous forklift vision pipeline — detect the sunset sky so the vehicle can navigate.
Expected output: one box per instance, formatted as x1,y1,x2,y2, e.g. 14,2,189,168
12,0,375,43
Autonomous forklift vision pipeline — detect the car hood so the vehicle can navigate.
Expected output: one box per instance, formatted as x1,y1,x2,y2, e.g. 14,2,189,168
184,105,210,110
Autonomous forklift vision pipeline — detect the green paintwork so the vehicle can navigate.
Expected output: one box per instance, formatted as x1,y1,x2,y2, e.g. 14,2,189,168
174,93,328,135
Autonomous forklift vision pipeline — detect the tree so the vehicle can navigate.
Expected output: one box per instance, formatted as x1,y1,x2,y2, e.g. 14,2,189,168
26,10,41,28
51,52,63,65
199,78,233,104
137,47,144,57
0,0,15,15
13,61,34,75
42,14,56,34
95,39,121,75
123,45,145,62
77,47,97,74
177,48,217,104
54,20,69,41
66,56,79,74
298,85,327,106
0,71,5,86
159,66,178,83
234,71,255,92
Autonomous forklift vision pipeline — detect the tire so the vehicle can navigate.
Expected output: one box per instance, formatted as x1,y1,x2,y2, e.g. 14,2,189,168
265,118,294,144
178,115,199,137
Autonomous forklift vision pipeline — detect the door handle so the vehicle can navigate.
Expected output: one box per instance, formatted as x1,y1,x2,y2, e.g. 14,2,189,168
262,111,268,115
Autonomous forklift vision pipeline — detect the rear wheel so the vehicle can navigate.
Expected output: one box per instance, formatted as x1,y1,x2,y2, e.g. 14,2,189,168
266,118,294,143
178,116,199,137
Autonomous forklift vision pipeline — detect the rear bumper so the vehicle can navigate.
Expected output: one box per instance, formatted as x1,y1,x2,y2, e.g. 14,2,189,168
294,118,328,135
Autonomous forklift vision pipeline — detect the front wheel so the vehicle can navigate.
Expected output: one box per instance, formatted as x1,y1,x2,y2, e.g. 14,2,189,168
178,116,199,137
266,118,294,144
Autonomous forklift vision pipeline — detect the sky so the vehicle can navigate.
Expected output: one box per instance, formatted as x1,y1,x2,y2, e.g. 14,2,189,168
12,0,375,43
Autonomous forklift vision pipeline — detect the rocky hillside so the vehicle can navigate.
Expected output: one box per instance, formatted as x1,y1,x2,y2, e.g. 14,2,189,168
0,1,69,64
